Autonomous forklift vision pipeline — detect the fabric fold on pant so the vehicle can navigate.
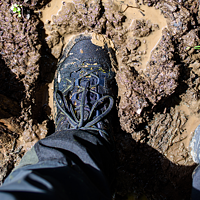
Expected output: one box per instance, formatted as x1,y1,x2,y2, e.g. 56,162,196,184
0,130,115,200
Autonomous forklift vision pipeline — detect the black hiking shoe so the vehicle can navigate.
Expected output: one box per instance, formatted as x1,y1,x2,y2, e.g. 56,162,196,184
53,33,116,139
190,125,200,163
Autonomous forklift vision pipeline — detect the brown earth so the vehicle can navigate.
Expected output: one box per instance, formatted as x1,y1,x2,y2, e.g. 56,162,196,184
0,0,200,199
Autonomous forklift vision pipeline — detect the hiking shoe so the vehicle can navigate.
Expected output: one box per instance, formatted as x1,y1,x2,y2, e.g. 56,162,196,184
190,124,200,163
53,33,116,138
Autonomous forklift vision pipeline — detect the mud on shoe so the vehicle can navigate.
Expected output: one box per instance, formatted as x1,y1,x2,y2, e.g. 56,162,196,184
53,33,116,139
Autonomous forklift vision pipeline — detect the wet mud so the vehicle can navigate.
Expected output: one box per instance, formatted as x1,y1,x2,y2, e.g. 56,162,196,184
0,0,200,199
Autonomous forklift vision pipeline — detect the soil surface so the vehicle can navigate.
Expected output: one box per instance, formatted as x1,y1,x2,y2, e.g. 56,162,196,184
0,0,200,199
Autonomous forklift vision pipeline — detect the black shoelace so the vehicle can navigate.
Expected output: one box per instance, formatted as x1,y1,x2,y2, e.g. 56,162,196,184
54,70,114,136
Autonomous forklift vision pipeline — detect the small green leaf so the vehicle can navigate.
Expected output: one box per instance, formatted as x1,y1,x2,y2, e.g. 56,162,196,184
10,3,22,17
194,46,200,49
13,7,17,13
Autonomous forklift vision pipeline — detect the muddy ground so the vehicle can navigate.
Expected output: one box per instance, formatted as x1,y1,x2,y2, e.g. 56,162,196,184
0,0,200,199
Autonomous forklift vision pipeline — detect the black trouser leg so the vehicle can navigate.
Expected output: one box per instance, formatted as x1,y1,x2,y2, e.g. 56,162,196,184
0,130,115,200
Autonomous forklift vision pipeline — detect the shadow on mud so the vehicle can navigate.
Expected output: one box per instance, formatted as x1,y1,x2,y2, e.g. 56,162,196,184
31,20,58,134
23,0,52,10
0,58,25,118
114,124,196,200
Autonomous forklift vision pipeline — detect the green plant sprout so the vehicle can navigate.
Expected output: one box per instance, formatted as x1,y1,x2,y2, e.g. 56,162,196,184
10,3,22,17
194,46,200,49
186,46,200,50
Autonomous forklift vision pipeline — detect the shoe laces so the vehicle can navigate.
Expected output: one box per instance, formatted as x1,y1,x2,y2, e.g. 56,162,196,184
54,67,114,136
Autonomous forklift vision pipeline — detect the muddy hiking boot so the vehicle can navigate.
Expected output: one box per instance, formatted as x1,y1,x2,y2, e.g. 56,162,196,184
53,33,116,141
190,125,200,164
190,125,200,199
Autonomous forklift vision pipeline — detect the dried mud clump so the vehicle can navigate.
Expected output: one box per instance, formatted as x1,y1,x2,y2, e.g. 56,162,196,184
183,30,199,51
50,0,102,35
45,31,63,59
145,28,179,98
178,29,200,62
131,19,152,37
116,70,153,132
161,1,191,37
126,38,141,51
